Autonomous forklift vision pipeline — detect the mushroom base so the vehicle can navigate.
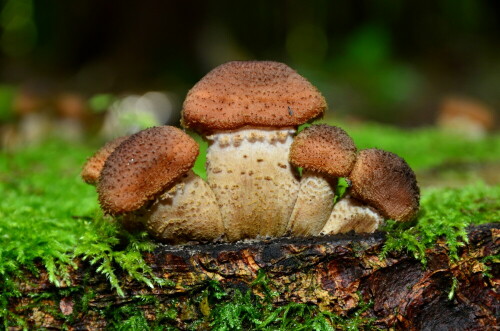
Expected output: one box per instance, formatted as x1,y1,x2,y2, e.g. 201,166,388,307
321,195,384,235
287,171,337,236
140,170,224,244
206,128,300,241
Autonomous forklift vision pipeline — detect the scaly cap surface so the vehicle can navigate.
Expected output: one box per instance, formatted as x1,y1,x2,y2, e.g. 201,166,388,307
98,126,198,215
349,149,420,222
182,61,326,133
81,135,129,185
290,124,357,177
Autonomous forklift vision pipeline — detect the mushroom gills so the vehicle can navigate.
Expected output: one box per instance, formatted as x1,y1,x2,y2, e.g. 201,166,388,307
143,170,224,244
287,170,337,236
321,195,384,235
206,127,300,241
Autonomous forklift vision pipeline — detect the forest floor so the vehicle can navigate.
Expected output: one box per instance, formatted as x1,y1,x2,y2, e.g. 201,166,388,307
1,121,499,329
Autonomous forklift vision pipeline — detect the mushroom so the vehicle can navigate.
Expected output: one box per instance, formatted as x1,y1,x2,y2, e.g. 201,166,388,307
288,124,357,236
181,61,326,241
436,96,496,140
321,148,420,234
97,126,224,244
81,135,129,185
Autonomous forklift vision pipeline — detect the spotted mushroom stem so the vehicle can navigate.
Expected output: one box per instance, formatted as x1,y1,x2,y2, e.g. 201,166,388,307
205,127,300,242
140,170,224,244
287,124,358,237
95,126,226,243
287,170,337,236
320,195,384,235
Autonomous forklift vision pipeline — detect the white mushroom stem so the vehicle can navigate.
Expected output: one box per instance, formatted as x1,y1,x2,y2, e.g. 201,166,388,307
287,170,336,236
206,127,300,241
320,195,384,235
139,170,224,244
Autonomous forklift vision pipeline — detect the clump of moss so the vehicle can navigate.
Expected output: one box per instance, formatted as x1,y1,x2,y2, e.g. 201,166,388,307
0,140,163,327
102,294,179,330
381,182,499,264
74,217,168,296
203,271,376,331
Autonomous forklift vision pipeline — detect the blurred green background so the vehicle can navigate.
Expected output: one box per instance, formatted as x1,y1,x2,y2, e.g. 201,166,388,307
1,1,499,134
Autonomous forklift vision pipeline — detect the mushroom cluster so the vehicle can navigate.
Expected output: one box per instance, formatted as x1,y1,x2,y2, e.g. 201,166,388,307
82,61,420,244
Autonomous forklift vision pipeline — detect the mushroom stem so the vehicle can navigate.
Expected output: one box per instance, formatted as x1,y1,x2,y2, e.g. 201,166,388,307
142,170,224,244
206,127,300,241
320,195,384,235
287,170,337,236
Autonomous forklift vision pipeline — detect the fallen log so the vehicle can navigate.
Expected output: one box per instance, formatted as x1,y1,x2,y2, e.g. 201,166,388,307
8,223,499,329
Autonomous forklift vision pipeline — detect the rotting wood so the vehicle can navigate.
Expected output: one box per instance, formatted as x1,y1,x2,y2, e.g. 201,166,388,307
8,223,499,329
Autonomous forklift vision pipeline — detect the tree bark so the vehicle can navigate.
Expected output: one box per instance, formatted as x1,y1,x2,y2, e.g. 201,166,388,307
8,223,499,330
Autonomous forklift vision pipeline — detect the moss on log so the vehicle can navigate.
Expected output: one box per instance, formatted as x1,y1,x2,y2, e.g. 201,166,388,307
8,223,499,329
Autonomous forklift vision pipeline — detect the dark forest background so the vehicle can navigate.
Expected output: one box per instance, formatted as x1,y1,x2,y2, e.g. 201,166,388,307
1,0,499,127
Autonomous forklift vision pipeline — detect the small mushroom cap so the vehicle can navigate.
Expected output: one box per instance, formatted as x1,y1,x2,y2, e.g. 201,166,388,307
98,126,199,215
290,124,357,177
181,61,326,133
81,136,129,185
438,96,495,130
349,148,420,222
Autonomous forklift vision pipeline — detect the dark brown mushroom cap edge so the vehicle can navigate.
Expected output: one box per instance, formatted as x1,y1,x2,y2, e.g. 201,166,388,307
349,148,420,222
289,124,357,177
81,135,129,185
97,126,199,215
181,61,327,133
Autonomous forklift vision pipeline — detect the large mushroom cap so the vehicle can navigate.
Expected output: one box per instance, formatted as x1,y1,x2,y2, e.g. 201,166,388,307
181,61,326,133
290,124,357,177
349,148,420,222
81,135,129,185
98,126,199,215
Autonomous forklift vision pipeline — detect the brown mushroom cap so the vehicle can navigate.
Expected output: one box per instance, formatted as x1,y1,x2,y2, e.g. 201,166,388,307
290,124,357,177
97,126,199,215
349,148,420,222
81,136,129,185
181,61,326,133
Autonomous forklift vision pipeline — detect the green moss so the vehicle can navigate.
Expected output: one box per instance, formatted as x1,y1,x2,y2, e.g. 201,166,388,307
0,140,163,327
381,182,499,265
102,295,179,331
74,217,168,296
481,254,500,278
206,271,377,330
